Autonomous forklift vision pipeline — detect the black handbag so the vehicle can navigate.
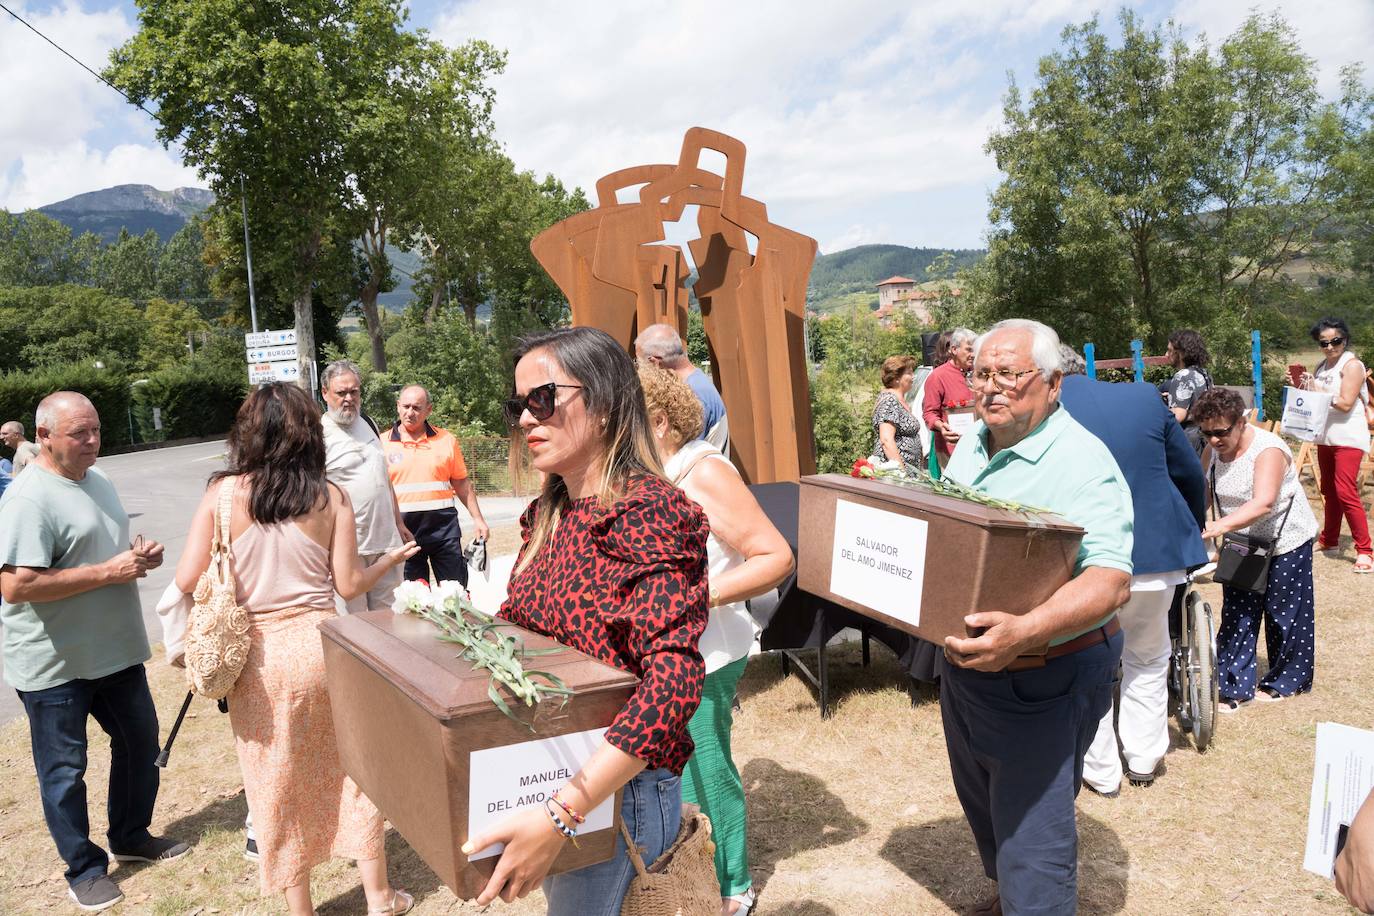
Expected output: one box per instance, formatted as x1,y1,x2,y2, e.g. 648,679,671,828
1209,466,1294,594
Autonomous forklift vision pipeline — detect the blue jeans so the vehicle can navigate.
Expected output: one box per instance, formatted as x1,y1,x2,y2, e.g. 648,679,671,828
16,664,160,886
939,630,1122,915
543,768,682,916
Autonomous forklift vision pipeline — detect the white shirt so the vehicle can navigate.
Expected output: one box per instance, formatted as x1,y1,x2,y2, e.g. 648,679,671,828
322,413,402,555
1209,428,1319,556
663,440,761,674
1313,351,1371,452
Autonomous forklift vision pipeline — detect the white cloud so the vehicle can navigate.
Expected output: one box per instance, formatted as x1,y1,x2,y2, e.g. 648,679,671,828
0,141,200,211
432,0,1100,245
0,0,196,210
820,223,891,255
1167,0,1373,97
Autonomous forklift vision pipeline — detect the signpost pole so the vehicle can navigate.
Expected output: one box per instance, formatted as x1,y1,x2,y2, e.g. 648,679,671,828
241,175,259,334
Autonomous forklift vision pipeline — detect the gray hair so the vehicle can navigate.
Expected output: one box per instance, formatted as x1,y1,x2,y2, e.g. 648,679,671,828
0,420,22,436
950,327,977,347
321,359,362,391
1058,344,1086,376
633,323,688,367
973,319,1063,380
34,391,95,433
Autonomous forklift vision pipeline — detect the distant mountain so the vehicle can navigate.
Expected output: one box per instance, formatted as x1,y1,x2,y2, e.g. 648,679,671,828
808,243,984,312
38,184,214,243
34,184,418,311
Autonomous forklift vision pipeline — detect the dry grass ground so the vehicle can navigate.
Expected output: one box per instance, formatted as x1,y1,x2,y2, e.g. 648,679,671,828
2,505,1371,915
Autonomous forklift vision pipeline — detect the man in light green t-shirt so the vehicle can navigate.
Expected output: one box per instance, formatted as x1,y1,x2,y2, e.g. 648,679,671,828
938,320,1132,916
0,391,189,911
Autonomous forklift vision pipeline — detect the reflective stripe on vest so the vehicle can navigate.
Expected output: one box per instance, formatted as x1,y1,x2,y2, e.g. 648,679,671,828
393,480,455,512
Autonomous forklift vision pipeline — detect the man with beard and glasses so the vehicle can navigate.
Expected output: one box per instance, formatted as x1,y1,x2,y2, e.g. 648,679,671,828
320,360,409,612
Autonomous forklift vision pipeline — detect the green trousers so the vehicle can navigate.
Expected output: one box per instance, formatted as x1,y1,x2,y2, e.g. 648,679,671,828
681,655,751,897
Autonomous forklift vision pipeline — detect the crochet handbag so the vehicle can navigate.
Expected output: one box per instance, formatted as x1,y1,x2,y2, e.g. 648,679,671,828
184,478,251,699
618,803,719,916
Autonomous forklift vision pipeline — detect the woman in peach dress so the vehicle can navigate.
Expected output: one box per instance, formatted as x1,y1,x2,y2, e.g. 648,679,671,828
176,383,418,916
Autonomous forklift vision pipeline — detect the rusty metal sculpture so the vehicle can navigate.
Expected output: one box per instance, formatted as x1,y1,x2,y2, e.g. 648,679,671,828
531,127,818,484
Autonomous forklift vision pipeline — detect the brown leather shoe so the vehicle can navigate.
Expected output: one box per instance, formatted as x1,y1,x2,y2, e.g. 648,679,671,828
969,894,1003,916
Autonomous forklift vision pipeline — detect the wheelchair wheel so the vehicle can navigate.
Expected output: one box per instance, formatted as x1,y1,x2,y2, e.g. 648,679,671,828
1185,590,1219,751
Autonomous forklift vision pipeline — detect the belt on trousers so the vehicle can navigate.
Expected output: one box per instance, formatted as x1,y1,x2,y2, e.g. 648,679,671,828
1003,615,1121,672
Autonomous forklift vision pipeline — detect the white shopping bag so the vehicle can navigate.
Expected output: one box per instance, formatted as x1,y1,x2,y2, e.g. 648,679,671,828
1281,386,1331,441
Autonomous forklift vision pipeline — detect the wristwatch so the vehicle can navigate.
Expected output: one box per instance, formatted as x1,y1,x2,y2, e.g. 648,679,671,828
708,584,720,607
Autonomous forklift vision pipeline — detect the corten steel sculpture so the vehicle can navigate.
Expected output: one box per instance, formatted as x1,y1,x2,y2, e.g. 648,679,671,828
531,127,818,484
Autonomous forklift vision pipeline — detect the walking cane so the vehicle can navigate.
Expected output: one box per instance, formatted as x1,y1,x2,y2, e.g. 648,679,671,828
155,691,195,768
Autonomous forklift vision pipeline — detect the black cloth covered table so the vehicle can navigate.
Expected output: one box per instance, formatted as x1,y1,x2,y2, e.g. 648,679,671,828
747,482,939,716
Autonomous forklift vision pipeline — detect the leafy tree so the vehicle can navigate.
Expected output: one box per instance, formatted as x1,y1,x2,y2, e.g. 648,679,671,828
0,285,146,371
107,0,433,389
142,298,211,369
407,146,589,344
383,307,505,433
969,10,1370,360
0,212,89,286
813,304,887,373
92,228,161,300
156,219,214,304
809,366,877,474
349,40,504,371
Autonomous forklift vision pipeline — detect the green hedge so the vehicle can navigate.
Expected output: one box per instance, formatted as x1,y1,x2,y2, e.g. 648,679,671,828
0,365,134,450
130,359,249,442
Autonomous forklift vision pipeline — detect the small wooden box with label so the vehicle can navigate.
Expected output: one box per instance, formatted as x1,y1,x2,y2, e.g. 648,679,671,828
796,474,1084,645
319,611,638,899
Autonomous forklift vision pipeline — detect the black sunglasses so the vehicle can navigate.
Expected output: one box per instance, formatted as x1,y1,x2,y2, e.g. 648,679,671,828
1318,337,1346,349
503,382,583,426
1200,419,1240,440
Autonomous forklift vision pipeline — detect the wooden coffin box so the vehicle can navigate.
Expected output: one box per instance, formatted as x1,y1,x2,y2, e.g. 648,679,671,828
797,474,1084,645
319,610,638,900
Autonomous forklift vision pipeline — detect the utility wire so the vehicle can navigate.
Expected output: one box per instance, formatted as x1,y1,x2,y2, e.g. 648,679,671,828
0,0,157,120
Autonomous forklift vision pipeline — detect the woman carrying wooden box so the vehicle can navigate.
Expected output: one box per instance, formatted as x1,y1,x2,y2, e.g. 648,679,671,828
466,327,711,914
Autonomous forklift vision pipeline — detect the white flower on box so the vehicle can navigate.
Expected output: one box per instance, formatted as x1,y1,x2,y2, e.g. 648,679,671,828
433,580,468,611
392,580,435,615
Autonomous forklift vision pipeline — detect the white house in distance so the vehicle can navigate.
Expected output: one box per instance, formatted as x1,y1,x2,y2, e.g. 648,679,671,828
876,274,961,325
877,276,918,309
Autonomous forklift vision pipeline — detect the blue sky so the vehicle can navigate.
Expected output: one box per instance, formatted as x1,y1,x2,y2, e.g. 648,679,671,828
1,0,1369,252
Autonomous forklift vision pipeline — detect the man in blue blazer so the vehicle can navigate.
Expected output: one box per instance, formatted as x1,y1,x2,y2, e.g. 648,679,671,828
1058,346,1208,794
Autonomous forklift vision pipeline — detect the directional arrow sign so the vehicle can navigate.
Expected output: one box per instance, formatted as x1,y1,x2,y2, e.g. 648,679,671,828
248,361,301,384
245,328,298,349
246,344,299,363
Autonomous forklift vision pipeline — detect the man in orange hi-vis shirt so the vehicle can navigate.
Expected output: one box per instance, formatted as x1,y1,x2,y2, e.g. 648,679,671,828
384,385,489,588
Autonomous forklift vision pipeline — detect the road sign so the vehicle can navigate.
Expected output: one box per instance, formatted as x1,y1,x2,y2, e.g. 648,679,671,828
246,344,299,363
248,361,301,384
244,328,297,349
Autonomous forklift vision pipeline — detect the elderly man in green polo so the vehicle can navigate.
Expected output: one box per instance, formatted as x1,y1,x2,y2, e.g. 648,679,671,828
939,318,1133,916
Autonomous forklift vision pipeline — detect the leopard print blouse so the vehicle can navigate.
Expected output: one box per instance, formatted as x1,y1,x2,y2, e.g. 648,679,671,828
500,474,709,773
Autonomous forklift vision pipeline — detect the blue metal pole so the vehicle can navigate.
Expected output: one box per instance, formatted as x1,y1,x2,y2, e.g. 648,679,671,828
1130,339,1144,383
1252,330,1264,420
1084,342,1096,379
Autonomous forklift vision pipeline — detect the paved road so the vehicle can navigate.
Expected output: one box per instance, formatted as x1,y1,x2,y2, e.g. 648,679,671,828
0,440,532,727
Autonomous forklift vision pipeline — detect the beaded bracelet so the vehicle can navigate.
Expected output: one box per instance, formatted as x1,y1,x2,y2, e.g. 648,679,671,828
550,789,586,825
545,799,580,847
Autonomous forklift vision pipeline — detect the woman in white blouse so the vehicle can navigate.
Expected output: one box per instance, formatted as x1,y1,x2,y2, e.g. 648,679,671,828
639,364,793,916
1301,317,1371,572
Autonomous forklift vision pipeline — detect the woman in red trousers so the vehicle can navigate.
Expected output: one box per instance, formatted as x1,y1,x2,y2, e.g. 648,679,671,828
1303,317,1372,572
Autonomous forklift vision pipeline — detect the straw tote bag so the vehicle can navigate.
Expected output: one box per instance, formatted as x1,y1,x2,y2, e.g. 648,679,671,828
185,478,251,699
618,803,719,916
